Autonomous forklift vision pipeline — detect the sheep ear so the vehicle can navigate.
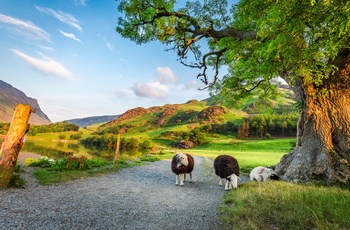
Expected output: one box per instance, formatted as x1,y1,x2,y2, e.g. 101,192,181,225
228,174,240,180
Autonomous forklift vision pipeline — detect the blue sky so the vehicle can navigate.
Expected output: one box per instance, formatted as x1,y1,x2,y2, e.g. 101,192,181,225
0,0,212,122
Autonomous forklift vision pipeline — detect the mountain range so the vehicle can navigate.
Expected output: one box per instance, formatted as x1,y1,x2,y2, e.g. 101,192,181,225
0,79,295,128
0,80,51,125
65,115,119,127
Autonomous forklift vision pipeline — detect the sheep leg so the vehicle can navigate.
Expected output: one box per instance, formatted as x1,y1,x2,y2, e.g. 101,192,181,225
189,173,192,183
219,178,223,186
180,173,185,186
184,173,186,182
175,174,179,186
228,180,233,190
225,180,230,190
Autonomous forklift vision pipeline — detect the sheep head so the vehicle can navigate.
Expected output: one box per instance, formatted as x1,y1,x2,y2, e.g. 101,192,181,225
176,153,189,168
227,173,240,190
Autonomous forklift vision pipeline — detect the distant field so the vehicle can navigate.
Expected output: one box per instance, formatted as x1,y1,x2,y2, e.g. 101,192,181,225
184,138,295,173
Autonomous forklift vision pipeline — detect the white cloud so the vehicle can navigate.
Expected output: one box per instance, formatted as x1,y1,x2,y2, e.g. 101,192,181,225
75,0,88,6
11,49,74,79
131,82,169,99
115,88,135,98
186,80,203,90
39,45,55,51
119,58,128,62
35,6,82,31
0,13,50,42
157,66,179,84
97,34,113,51
58,29,82,42
106,41,113,51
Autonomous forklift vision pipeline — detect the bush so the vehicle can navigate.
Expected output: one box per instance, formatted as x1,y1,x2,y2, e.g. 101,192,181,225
25,157,112,171
140,140,153,150
70,133,82,140
25,157,55,168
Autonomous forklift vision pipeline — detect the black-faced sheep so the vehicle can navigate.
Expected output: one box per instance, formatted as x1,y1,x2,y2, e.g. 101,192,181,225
250,166,279,182
171,153,194,186
214,155,240,190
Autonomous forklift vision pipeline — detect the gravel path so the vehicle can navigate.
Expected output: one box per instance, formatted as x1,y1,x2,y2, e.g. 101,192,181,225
0,156,247,230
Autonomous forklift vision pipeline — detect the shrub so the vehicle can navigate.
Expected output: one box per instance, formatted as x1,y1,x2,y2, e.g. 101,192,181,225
70,133,82,140
25,157,55,168
140,140,153,150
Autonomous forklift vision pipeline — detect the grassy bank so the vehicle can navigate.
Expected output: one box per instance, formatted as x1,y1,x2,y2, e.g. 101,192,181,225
221,181,350,229
24,155,165,185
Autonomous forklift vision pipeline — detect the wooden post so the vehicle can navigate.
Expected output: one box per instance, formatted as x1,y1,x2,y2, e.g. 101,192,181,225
114,133,121,165
0,104,32,187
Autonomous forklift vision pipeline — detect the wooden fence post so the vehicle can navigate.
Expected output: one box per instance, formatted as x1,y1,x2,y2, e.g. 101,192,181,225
114,133,121,165
0,104,32,187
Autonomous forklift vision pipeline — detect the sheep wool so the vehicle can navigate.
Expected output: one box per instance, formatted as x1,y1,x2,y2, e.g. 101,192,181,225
214,155,240,190
171,153,194,186
250,166,279,182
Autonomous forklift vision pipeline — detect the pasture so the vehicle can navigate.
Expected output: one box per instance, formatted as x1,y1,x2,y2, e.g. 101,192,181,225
14,134,350,229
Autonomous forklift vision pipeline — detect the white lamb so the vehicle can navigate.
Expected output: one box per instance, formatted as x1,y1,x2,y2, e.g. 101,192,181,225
250,166,279,182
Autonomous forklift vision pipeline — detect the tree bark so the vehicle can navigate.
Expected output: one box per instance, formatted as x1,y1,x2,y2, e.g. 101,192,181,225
0,104,32,187
276,51,350,184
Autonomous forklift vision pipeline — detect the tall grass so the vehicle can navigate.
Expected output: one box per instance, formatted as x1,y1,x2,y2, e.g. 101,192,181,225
221,181,350,229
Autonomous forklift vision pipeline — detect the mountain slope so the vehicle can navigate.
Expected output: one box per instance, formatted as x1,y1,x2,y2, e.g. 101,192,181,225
65,115,119,127
0,80,51,125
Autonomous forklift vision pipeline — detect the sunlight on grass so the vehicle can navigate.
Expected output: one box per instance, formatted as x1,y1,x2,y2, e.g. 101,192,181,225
185,138,295,174
221,181,350,230
30,158,147,185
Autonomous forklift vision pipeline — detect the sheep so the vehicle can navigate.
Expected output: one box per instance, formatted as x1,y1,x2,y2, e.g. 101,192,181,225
171,153,194,186
250,166,279,182
214,155,240,190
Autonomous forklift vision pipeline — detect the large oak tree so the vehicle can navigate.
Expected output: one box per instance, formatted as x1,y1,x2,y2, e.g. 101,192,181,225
116,0,350,184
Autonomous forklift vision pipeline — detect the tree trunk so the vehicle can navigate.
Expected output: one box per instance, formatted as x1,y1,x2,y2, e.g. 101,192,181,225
276,51,350,184
0,104,32,187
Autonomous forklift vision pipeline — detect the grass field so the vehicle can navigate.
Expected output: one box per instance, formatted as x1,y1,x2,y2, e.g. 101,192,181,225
221,181,350,229
185,138,295,174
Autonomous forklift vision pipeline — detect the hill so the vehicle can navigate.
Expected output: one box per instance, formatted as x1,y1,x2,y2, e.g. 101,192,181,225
65,115,119,127
95,85,297,139
0,80,51,125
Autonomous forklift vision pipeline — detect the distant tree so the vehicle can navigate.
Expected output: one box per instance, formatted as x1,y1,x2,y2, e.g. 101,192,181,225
237,120,249,139
116,0,350,183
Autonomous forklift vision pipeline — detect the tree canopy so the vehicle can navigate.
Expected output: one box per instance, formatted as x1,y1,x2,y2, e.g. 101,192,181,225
116,0,350,105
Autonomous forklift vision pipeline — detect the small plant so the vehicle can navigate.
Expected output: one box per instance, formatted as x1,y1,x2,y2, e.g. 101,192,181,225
25,157,55,168
85,158,110,168
265,133,271,139
139,156,161,162
8,172,25,188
